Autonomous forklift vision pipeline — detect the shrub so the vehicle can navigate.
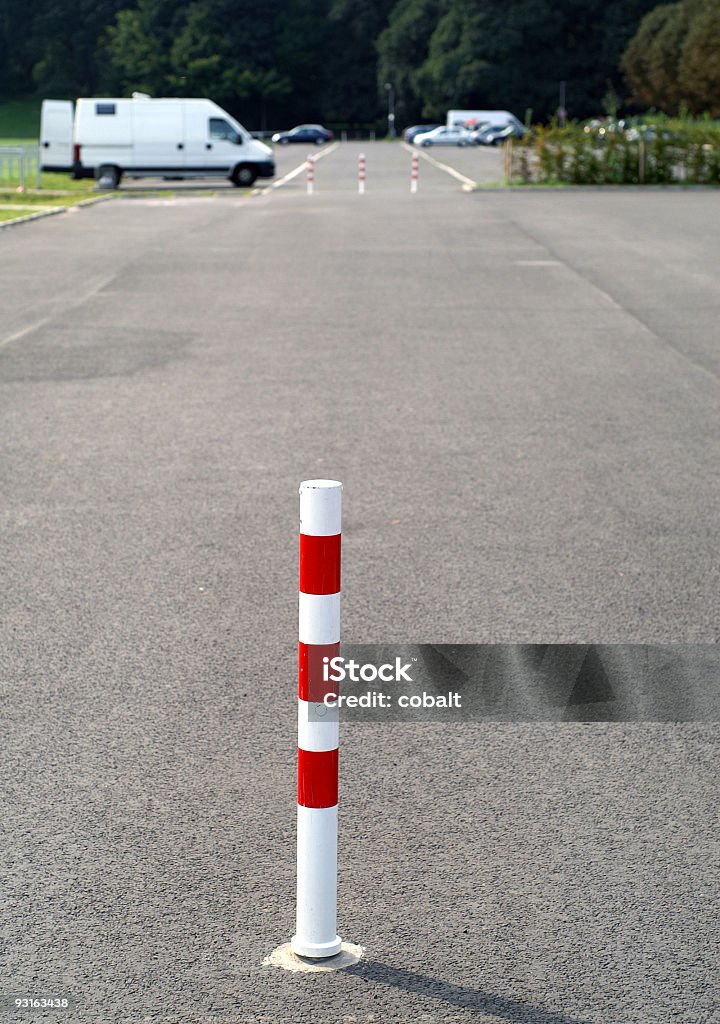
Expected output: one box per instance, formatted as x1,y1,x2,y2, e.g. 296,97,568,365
508,116,720,185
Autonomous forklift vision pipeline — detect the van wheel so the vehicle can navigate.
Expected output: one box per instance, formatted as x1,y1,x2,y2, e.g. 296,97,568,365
231,164,257,187
96,164,121,189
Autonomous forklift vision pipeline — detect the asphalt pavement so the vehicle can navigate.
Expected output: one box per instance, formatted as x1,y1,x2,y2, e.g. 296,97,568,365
1,142,718,1024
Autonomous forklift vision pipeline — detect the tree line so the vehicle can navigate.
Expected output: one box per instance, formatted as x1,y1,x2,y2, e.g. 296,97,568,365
622,0,720,116
0,0,718,127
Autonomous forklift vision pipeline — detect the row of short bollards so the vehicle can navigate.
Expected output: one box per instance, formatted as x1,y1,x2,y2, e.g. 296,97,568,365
306,152,420,194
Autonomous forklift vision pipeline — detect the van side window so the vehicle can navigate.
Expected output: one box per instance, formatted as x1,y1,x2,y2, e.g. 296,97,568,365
96,103,116,115
209,118,241,144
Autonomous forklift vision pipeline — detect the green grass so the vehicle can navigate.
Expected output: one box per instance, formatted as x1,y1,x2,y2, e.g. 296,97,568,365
0,98,43,141
39,172,96,191
0,208,32,222
0,170,97,191
0,188,99,205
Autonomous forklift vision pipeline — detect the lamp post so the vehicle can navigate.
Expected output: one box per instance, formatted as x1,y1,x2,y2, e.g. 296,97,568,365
384,82,396,140
558,81,567,128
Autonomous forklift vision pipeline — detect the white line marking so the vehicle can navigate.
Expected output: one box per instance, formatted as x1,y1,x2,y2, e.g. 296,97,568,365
0,274,117,351
401,141,476,189
254,142,340,195
0,316,52,350
515,260,561,266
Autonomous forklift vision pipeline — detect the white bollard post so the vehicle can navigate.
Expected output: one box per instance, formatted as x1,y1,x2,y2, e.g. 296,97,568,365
307,154,314,195
411,152,419,193
292,480,342,958
358,153,366,195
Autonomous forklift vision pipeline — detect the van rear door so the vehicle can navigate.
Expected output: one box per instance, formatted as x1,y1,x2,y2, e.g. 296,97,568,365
40,100,74,171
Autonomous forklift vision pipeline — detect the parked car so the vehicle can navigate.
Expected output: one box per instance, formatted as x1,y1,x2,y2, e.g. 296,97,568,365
272,124,333,145
413,126,475,147
402,124,441,143
474,123,526,146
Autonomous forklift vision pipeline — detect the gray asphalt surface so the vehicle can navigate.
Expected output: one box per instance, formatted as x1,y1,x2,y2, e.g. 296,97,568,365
1,142,718,1024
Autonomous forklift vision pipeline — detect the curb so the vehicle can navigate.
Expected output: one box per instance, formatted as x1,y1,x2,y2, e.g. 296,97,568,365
0,206,66,230
76,193,117,207
470,183,720,192
0,193,114,231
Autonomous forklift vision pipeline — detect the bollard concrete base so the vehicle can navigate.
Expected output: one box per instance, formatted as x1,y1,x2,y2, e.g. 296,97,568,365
263,942,364,973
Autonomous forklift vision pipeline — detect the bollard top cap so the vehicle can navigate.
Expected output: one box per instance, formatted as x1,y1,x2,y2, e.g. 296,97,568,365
300,480,342,535
300,479,342,492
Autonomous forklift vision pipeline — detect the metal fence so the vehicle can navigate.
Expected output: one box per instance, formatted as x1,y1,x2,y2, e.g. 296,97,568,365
0,147,42,189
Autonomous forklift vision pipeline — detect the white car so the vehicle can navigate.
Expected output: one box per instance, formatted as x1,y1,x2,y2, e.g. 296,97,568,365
413,126,475,147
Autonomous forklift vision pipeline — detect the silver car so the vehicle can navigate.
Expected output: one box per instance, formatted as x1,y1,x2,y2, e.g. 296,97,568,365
413,126,475,147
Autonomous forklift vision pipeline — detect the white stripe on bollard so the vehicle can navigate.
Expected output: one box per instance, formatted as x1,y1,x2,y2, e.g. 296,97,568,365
298,592,341,645
297,698,339,752
295,806,339,956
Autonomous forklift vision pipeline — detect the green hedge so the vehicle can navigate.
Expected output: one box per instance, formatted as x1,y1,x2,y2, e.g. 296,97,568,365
509,117,720,185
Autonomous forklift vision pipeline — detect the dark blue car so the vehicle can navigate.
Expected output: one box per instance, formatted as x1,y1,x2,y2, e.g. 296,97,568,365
272,124,333,145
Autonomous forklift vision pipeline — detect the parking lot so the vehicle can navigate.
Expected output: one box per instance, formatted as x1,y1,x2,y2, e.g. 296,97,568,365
1,142,719,1023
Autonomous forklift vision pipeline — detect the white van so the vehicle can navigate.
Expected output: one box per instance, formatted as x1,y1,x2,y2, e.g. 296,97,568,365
446,109,523,131
40,95,275,188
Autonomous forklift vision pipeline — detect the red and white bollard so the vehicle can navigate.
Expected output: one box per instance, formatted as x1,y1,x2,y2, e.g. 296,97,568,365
411,152,419,193
306,155,314,195
358,153,366,194
293,480,342,958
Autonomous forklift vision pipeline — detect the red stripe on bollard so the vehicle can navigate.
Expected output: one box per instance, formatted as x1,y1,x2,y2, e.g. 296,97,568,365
298,641,340,701
300,533,341,594
298,747,339,808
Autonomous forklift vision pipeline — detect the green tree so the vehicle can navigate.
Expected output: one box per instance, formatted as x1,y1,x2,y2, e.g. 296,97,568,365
28,0,126,95
620,0,720,115
678,0,720,114
380,0,658,123
99,0,170,94
377,0,449,122
620,2,691,112
274,0,329,124
324,0,397,122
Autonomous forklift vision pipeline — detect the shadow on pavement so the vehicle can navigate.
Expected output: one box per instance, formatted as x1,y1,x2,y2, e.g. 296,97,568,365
348,959,592,1024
